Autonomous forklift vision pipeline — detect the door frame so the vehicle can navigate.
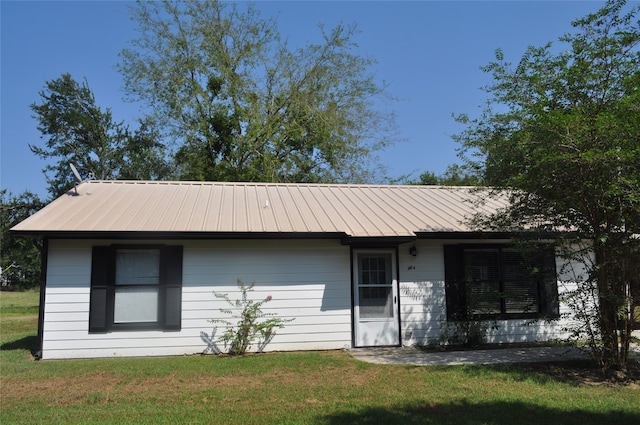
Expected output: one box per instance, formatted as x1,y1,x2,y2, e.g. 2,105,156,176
351,247,401,347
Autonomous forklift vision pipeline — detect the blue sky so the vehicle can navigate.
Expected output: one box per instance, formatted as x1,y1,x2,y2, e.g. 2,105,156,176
1,1,605,199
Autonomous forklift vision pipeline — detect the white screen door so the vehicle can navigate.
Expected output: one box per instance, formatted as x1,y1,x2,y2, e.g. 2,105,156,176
353,250,399,347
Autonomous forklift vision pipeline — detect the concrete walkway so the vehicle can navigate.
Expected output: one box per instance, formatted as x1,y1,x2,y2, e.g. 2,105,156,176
350,346,626,366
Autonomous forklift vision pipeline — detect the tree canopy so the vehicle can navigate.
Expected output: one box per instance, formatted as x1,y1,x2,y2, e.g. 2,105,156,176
0,190,44,289
414,164,482,186
30,73,171,199
454,0,639,368
118,0,396,184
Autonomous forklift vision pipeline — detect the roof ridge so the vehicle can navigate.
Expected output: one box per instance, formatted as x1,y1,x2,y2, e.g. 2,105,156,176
84,180,480,190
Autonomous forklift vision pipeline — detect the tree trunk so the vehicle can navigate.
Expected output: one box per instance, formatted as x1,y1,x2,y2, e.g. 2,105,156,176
594,239,632,370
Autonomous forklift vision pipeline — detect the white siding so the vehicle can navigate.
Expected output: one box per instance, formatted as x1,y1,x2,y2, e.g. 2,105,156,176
398,240,571,347
42,238,577,359
42,239,351,359
398,241,447,345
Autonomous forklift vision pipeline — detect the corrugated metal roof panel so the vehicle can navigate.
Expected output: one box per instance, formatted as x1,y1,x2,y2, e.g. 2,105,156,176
11,181,509,237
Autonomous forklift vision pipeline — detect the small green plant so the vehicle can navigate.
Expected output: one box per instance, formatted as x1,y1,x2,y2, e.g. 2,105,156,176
210,279,293,355
437,318,497,349
432,295,499,350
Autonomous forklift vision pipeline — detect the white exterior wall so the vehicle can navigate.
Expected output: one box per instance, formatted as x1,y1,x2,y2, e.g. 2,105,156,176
398,240,571,347
42,237,578,359
42,239,352,359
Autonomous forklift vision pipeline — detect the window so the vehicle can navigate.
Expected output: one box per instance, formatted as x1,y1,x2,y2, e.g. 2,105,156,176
114,249,160,323
89,245,183,332
357,254,394,318
444,244,558,320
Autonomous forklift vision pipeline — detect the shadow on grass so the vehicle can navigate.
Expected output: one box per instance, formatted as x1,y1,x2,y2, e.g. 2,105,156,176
1,335,38,354
317,400,640,425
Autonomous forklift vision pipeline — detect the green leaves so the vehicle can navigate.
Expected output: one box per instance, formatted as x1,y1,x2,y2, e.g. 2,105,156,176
119,0,395,184
455,0,640,368
414,164,482,186
0,190,44,289
211,279,293,355
457,0,640,232
30,74,171,198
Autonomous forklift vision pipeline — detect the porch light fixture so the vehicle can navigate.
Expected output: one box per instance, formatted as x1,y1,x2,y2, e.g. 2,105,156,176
409,245,417,257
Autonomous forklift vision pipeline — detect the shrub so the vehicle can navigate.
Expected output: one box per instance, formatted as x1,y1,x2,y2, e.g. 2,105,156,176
210,279,293,355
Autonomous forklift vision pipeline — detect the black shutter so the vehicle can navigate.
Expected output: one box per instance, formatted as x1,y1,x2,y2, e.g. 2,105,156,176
444,245,466,321
540,247,559,318
162,246,183,330
89,246,112,332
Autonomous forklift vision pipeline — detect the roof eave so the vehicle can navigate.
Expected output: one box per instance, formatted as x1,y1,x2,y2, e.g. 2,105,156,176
415,230,563,239
340,235,417,247
9,230,349,240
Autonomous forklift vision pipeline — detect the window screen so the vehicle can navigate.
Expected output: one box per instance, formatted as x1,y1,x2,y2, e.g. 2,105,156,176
114,249,160,323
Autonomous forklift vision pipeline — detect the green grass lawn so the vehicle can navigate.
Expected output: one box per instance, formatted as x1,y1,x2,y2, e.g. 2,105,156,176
1,290,639,425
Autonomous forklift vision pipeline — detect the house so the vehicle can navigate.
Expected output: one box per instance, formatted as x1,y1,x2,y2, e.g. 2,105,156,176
11,181,572,359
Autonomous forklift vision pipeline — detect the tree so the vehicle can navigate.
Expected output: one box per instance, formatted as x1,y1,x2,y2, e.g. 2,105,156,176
416,171,440,186
30,73,171,198
118,0,395,184
0,190,44,290
415,164,483,186
454,0,640,369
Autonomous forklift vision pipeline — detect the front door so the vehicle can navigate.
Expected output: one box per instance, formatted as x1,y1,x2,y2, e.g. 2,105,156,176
353,249,400,347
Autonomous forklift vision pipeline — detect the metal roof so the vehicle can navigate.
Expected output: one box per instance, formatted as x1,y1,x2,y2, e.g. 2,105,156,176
10,181,509,238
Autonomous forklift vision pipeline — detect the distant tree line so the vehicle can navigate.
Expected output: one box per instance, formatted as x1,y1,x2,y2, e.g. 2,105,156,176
411,164,481,186
1,190,44,290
